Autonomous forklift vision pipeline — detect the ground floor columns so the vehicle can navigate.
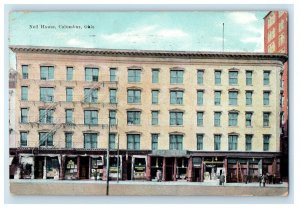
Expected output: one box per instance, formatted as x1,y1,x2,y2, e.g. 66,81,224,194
59,155,66,180
76,156,80,179
146,155,151,181
162,157,166,181
43,156,47,179
187,157,193,181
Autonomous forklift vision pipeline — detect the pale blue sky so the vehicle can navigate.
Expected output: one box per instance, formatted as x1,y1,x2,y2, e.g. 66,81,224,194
9,11,267,68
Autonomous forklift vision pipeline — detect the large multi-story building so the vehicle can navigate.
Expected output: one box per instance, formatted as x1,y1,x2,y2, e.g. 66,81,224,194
9,45,287,183
264,11,288,180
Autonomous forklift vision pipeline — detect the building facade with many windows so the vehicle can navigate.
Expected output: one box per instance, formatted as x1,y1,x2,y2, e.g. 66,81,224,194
9,46,287,183
264,11,288,180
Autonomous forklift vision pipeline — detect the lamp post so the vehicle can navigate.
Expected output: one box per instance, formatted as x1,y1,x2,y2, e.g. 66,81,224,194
106,115,111,196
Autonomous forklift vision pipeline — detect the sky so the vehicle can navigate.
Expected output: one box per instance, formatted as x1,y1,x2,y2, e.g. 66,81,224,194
9,11,267,68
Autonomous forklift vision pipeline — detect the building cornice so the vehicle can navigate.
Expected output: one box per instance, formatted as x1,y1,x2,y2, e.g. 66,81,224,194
9,45,288,64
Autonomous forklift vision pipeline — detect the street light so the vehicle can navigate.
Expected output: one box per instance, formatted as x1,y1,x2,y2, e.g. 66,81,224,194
106,115,111,196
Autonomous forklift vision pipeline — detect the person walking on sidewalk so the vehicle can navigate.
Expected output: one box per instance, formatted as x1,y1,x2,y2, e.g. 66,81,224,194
262,174,266,187
259,174,262,187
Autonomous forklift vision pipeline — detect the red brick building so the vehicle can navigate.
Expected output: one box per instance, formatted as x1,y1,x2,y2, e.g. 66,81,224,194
264,11,288,180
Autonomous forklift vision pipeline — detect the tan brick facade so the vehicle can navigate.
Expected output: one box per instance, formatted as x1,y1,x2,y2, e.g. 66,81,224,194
10,46,287,183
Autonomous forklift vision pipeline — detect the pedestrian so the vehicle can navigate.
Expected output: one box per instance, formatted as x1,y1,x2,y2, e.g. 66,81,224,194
220,174,225,186
258,174,262,187
262,174,266,187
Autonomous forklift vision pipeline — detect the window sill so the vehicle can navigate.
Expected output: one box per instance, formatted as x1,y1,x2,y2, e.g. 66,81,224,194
170,125,184,127
127,103,141,105
127,124,141,126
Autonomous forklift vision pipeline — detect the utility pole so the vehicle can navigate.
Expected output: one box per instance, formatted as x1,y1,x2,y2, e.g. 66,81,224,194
222,23,225,52
117,134,120,183
106,115,111,196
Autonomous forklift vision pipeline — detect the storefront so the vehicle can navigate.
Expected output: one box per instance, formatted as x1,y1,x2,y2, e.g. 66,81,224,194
64,156,78,180
109,156,122,180
32,155,60,179
132,155,147,180
90,155,104,180
203,158,225,182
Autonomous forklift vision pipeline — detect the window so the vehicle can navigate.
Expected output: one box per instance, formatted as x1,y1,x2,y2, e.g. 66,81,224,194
109,133,116,149
21,86,28,101
279,19,285,31
110,68,117,81
229,91,238,105
109,89,117,104
152,90,159,104
197,90,204,105
169,135,183,150
215,70,221,85
84,133,97,148
66,67,73,81
127,111,141,125
40,87,54,102
268,42,275,53
152,69,159,83
197,112,203,127
245,112,253,127
214,135,221,150
66,88,73,102
263,91,270,105
263,71,270,85
263,135,270,151
84,88,98,103
127,134,140,150
229,112,238,126
214,112,221,127
197,134,203,150
128,69,141,83
263,112,270,127
214,91,221,105
65,133,72,148
170,90,183,104
20,108,28,123
228,135,238,151
246,71,252,85
279,34,285,46
245,134,252,151
268,12,275,27
39,109,54,124
170,70,183,84
40,66,54,80
85,68,99,81
127,89,141,104
152,134,159,150
280,93,283,107
268,28,275,42
20,132,28,147
39,132,53,147
84,110,98,125
197,70,204,84
152,111,159,125
109,110,116,125
65,109,73,124
170,112,183,126
22,65,28,79
246,91,253,106
229,71,238,85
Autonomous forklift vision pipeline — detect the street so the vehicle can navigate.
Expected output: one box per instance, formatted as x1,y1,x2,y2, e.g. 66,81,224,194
9,180,288,196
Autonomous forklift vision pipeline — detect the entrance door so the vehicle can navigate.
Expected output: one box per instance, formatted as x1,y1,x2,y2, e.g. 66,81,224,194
165,158,174,181
80,157,89,179
34,157,44,179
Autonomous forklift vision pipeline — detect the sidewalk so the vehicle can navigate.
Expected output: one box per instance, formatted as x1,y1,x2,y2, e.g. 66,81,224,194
10,179,288,187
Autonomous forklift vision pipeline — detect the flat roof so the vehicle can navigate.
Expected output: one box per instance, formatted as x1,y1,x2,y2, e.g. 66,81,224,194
9,45,288,63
